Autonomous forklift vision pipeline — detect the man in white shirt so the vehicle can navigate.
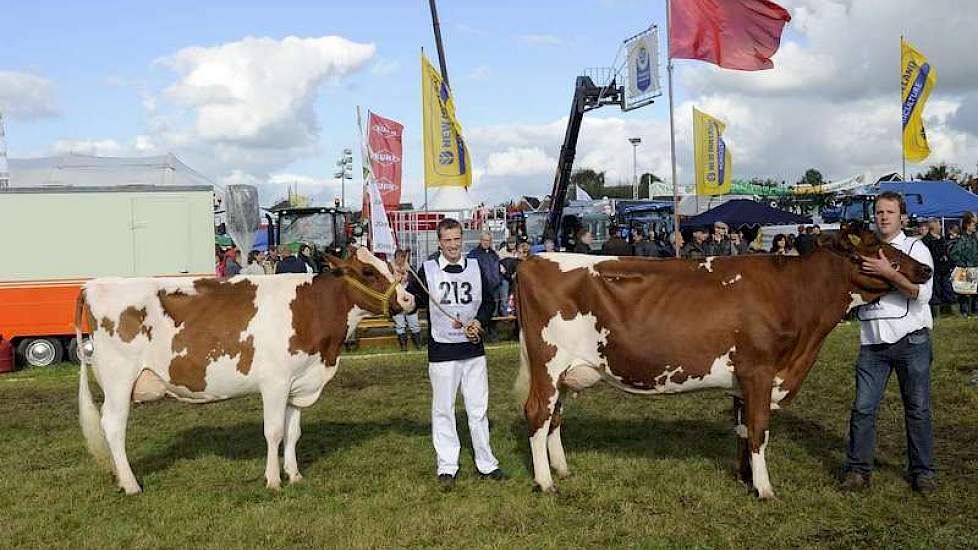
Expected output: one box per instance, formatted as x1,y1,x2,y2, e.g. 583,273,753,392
406,218,506,491
843,191,937,494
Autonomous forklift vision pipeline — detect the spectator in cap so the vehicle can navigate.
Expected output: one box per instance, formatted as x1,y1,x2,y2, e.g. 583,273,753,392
601,225,633,256
704,221,734,256
631,227,658,257
275,243,308,274
681,227,709,259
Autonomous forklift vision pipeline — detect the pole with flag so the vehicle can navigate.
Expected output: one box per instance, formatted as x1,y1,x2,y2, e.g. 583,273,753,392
901,37,936,178
0,112,9,189
664,0,790,255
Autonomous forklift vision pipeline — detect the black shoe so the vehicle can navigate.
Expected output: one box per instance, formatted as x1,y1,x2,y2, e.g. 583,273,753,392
912,475,938,495
479,468,507,481
398,335,408,352
438,473,455,491
840,471,870,492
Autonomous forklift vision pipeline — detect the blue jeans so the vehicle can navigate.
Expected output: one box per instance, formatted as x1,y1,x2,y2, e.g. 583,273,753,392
846,329,935,479
495,280,510,316
393,311,420,335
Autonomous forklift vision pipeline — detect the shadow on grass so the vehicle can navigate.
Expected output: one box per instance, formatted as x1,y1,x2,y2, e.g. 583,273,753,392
507,409,850,479
132,418,430,477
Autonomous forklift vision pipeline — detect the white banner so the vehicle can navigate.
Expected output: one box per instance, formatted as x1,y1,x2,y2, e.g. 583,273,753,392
624,26,661,111
367,180,396,256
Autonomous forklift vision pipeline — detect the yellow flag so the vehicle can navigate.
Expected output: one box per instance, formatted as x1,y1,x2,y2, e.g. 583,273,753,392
901,38,936,163
693,107,732,195
421,54,472,188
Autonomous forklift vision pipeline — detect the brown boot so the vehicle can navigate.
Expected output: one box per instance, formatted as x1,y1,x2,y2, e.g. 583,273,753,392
398,334,408,352
410,331,424,350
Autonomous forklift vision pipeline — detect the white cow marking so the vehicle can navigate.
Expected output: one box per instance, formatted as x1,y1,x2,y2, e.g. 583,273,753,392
540,252,617,276
751,430,775,499
606,347,737,395
722,274,743,286
356,247,396,283
846,291,868,313
541,312,610,382
770,376,790,410
346,305,370,341
699,257,715,272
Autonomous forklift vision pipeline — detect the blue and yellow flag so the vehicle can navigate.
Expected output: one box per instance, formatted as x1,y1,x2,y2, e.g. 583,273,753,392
901,38,936,163
422,53,471,188
693,107,732,196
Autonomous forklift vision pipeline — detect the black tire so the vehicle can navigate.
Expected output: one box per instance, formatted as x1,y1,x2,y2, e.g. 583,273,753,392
15,337,65,368
68,338,80,364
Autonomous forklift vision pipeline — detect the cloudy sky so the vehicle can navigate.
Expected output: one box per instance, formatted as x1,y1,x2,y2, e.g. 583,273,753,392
2,0,976,207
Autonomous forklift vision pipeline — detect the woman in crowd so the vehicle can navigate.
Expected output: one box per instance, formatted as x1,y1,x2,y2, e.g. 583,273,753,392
241,250,266,275
298,244,317,274
770,234,792,255
573,228,594,254
949,212,978,316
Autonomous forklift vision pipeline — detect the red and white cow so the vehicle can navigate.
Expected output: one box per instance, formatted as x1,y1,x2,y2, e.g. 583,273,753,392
514,224,932,498
77,247,414,494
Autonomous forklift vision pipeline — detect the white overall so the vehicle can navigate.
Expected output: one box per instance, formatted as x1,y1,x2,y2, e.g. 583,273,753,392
423,258,499,476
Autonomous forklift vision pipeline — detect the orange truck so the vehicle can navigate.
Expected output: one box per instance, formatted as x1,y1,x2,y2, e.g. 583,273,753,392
0,184,216,368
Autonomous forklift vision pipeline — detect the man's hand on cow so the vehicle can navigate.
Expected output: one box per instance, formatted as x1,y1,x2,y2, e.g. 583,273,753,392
860,249,898,280
463,319,482,343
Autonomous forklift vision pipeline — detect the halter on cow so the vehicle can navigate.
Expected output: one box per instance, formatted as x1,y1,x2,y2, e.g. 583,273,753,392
77,246,414,494
514,223,932,498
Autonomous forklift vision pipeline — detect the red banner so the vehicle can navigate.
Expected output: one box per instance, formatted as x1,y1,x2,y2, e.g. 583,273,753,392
367,112,404,210
669,0,791,71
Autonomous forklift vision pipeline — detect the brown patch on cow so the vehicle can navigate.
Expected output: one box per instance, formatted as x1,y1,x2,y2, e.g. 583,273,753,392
288,276,347,367
99,317,116,336
117,306,152,343
158,278,259,392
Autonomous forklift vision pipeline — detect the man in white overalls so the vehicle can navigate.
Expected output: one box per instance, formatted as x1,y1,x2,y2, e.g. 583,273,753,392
406,218,505,491
843,191,937,494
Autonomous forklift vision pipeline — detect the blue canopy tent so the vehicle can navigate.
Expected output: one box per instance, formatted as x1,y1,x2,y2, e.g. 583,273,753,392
879,181,978,219
681,199,812,228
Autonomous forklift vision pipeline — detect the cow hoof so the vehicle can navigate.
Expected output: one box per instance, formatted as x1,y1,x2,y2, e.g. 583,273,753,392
555,469,572,480
121,484,142,496
288,473,304,484
754,488,777,501
533,483,559,495
266,479,282,491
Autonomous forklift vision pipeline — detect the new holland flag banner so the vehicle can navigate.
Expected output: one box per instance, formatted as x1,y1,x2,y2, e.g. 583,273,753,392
422,53,471,188
901,38,936,163
693,107,732,195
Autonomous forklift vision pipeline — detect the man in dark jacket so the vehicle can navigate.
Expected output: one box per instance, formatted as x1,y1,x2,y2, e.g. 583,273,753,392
274,244,308,274
703,221,734,256
631,227,658,257
921,218,953,315
601,226,633,256
681,227,709,259
467,232,503,315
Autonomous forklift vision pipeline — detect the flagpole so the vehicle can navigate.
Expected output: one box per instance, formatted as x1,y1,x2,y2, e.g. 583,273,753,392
666,0,680,257
900,35,907,180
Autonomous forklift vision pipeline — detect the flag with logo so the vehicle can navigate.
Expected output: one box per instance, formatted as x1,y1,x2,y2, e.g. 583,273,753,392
669,0,791,71
901,38,936,163
693,107,732,195
421,53,471,188
367,180,397,256
367,111,404,209
624,27,660,110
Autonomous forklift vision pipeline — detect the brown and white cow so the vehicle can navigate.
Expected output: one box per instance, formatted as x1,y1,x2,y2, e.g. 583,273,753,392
77,247,415,494
514,224,932,498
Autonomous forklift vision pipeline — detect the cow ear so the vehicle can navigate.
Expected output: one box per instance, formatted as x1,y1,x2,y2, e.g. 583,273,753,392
322,253,346,275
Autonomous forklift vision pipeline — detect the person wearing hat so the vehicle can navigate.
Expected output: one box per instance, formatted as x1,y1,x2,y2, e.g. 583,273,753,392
631,227,658,257
681,226,709,259
274,243,308,274
704,221,734,256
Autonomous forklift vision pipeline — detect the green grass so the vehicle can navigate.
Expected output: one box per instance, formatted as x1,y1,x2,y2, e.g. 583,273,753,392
2,319,977,549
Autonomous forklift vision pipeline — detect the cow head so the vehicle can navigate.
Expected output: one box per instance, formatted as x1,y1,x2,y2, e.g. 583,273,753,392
822,222,932,300
324,247,415,317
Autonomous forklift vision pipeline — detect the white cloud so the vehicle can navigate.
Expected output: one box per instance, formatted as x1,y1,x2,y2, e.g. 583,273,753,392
468,65,492,81
52,139,124,156
520,34,562,46
0,71,58,119
370,58,401,76
485,147,555,177
157,35,375,147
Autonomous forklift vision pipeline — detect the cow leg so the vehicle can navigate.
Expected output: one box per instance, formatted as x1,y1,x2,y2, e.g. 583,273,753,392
260,386,289,490
283,405,303,484
732,397,752,483
742,379,776,500
547,399,570,479
529,416,555,493
99,363,142,495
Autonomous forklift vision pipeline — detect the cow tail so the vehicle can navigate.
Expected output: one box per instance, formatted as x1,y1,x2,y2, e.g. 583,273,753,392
76,289,112,471
512,281,531,406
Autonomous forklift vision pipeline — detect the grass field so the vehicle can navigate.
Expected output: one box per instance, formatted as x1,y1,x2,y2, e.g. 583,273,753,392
2,319,977,549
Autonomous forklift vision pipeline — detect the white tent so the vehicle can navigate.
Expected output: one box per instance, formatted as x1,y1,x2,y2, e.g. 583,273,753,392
7,153,214,189
426,185,477,211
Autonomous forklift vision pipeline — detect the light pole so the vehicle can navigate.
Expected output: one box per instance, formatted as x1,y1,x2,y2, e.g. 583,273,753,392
333,148,353,208
629,137,642,199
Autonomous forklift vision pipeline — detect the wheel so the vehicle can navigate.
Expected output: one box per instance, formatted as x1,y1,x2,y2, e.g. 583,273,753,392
67,337,93,364
16,337,64,368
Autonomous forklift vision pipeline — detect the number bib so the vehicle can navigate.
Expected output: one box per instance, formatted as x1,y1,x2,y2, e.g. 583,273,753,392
424,258,482,344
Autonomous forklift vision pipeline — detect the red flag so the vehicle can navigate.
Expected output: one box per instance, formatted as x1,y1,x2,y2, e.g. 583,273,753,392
669,0,791,71
366,112,404,210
